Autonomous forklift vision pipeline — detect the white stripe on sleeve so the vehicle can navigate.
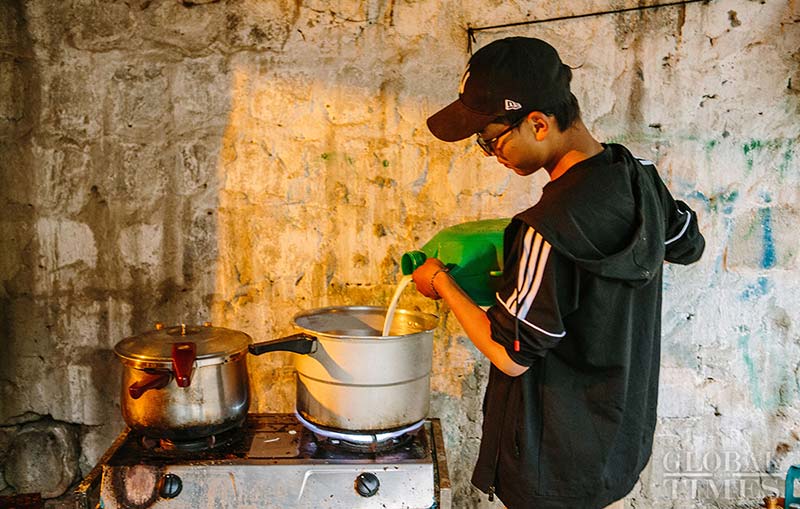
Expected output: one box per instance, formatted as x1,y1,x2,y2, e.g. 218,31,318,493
518,241,551,318
499,227,555,327
665,208,691,245
516,231,542,307
504,227,536,314
495,291,566,338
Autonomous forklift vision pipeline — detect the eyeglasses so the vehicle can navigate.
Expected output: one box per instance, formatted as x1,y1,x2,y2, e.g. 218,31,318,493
475,116,526,156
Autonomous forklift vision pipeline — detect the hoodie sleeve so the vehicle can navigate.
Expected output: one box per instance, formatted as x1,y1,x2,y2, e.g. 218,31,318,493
487,225,578,366
664,199,705,264
640,161,705,264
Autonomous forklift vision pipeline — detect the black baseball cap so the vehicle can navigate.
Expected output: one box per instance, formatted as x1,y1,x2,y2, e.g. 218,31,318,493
427,37,571,142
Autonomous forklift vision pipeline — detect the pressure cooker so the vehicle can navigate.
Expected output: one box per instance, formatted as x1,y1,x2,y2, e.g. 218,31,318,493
113,322,251,440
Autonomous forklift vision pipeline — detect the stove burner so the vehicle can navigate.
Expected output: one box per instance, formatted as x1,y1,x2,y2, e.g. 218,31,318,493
139,428,238,453
314,430,416,454
295,412,425,453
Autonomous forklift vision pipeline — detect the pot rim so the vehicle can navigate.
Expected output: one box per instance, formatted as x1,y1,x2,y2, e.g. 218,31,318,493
292,305,438,340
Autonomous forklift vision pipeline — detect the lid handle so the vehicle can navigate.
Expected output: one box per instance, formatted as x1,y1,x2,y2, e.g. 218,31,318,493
171,342,196,387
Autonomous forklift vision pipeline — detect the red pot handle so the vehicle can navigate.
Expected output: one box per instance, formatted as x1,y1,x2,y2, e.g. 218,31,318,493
172,342,196,387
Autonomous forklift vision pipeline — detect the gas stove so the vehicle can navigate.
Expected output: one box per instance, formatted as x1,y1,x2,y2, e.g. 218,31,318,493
72,413,451,509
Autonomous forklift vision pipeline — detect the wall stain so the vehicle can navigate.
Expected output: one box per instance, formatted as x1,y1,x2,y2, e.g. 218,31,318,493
727,10,742,28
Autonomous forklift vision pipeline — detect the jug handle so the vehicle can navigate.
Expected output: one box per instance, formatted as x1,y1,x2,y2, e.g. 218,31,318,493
249,333,318,356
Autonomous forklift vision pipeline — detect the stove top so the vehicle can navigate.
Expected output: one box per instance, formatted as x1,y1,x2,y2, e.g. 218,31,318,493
73,413,451,509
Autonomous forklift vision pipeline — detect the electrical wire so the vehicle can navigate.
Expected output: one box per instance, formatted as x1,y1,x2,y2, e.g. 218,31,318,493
467,0,712,53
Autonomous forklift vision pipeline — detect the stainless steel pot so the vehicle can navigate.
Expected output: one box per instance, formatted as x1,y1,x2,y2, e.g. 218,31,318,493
250,306,438,432
113,323,251,440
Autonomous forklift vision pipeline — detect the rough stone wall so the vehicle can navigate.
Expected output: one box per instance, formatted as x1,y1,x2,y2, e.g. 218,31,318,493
0,0,798,507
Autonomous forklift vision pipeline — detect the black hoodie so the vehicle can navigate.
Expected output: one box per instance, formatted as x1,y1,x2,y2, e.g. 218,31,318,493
472,144,705,508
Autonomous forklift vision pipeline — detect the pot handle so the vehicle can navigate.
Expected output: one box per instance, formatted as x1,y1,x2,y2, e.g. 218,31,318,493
249,333,317,356
129,371,172,399
172,342,196,387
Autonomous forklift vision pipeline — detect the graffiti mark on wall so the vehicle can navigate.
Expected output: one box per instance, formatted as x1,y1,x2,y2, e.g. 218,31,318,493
740,276,771,301
607,133,797,179
737,324,794,411
737,329,762,409
758,208,776,270
742,138,797,176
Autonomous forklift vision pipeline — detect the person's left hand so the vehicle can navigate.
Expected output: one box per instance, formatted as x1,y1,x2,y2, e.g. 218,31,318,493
411,258,448,300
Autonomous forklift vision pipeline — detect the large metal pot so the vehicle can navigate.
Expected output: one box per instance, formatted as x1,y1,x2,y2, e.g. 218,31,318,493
250,306,438,432
113,323,251,440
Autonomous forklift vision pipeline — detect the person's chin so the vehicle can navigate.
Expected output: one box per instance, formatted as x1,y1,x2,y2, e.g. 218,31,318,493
498,159,533,176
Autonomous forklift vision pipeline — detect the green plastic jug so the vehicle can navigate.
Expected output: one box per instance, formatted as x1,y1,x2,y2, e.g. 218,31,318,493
401,218,510,306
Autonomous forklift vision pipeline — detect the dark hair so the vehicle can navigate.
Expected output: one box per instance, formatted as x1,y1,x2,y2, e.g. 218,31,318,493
547,64,580,131
550,91,581,131
501,64,581,131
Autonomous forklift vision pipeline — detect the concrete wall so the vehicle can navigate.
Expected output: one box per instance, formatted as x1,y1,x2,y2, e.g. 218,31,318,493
0,0,798,507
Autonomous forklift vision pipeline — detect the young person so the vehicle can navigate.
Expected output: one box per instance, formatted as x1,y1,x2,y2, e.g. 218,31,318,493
412,37,705,509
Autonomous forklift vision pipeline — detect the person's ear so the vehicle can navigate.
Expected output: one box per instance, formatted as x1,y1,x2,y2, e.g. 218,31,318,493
526,111,550,141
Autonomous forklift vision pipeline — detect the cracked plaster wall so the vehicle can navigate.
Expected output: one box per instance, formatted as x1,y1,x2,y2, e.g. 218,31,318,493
0,0,798,507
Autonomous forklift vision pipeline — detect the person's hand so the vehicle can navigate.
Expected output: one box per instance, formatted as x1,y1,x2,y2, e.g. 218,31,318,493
411,258,449,300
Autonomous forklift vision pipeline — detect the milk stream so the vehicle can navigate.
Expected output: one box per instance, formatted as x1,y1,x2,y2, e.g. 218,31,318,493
382,275,413,336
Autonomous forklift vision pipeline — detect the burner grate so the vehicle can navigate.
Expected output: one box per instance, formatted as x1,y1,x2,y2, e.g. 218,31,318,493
138,427,239,453
313,429,417,454
294,412,425,451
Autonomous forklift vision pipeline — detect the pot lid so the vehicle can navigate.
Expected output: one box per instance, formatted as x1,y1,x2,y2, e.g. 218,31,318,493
114,323,251,364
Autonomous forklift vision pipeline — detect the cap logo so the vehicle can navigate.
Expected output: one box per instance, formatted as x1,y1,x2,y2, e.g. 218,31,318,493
459,68,470,95
504,99,522,111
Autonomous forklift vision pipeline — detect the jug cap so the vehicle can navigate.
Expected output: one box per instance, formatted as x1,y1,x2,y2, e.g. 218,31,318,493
401,250,428,275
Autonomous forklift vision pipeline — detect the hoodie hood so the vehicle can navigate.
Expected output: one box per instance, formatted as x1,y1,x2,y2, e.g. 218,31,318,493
515,144,666,285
